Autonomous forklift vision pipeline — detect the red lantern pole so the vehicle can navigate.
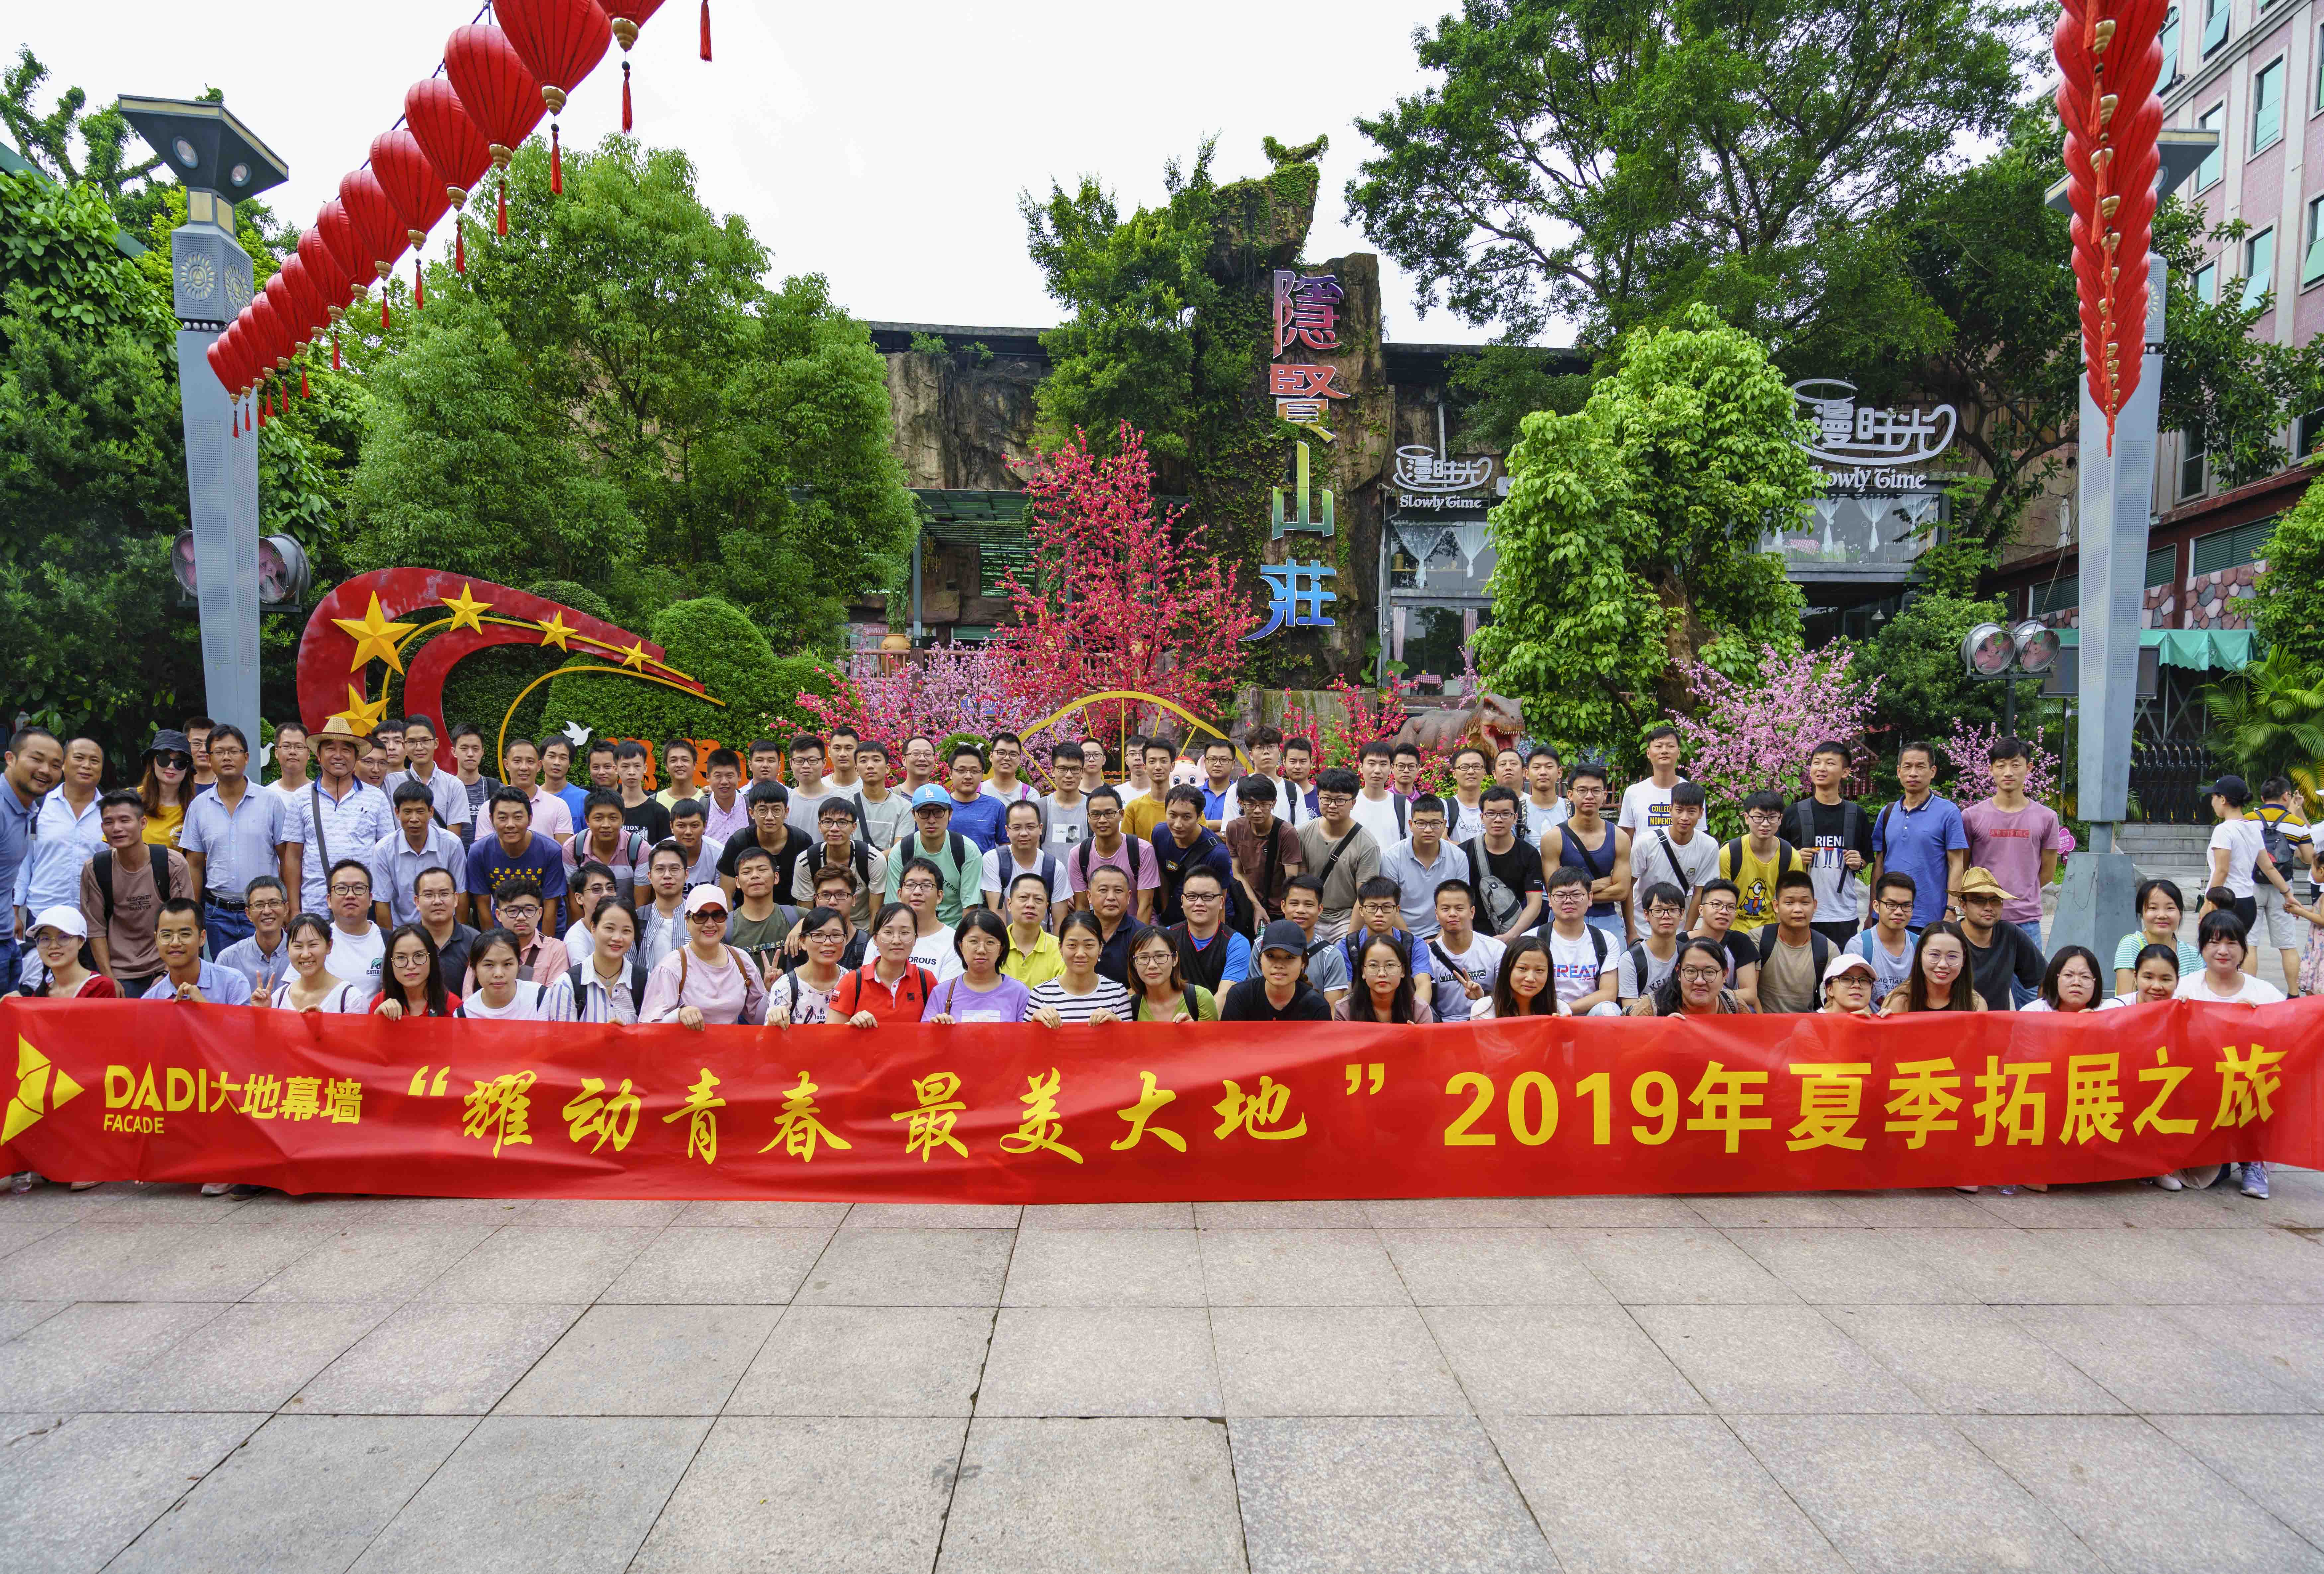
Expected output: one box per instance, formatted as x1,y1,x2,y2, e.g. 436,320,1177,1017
2055,0,2165,451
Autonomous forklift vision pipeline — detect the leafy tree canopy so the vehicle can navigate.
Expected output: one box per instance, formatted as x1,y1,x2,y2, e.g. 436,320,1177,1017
346,136,917,655
1475,305,1814,749
2254,484,2324,672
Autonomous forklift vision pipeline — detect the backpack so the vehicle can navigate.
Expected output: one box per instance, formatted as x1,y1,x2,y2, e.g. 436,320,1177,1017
567,959,649,1019
1783,801,1868,881
898,831,974,888
1755,926,1834,994
1620,940,1663,1000
2258,803,2301,866
92,847,176,926
810,838,877,892
1073,832,1149,888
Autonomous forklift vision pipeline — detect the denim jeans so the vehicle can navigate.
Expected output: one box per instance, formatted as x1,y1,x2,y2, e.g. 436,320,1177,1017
204,903,254,956
2010,918,2045,1007
1585,913,1626,943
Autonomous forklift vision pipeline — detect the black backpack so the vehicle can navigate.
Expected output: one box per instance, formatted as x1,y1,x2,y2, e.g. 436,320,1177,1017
91,847,176,926
567,958,649,1018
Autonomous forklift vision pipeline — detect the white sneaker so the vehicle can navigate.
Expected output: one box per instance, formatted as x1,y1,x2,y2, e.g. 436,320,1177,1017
2155,1172,2185,1191
199,1181,234,1197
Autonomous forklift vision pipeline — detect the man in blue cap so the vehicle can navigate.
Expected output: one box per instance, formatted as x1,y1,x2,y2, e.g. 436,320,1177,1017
882,783,983,924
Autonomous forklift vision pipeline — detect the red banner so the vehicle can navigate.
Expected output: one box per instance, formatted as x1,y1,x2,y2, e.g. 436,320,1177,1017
3,998,2318,1200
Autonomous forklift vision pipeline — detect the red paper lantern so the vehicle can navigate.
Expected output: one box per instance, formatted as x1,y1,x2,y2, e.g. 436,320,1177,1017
498,0,611,194
297,223,354,330
596,0,666,131
405,78,494,273
274,253,328,341
339,168,411,329
317,197,373,321
261,275,310,372
371,129,451,308
246,293,291,377
443,24,546,236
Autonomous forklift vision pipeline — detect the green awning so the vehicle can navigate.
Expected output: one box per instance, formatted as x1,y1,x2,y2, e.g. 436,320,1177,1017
2054,628,2256,670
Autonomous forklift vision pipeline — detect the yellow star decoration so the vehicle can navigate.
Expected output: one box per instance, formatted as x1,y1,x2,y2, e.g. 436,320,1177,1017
537,612,575,651
439,583,492,633
331,684,388,735
618,640,651,671
333,593,418,674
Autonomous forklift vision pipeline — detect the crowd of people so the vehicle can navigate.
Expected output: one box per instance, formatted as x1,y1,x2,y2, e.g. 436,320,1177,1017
3,711,2310,1196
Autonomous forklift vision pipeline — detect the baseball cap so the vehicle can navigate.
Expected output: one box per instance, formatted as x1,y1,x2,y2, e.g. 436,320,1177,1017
1821,951,1876,985
910,783,953,810
29,905,87,940
1258,919,1308,957
2205,774,2250,803
683,884,731,917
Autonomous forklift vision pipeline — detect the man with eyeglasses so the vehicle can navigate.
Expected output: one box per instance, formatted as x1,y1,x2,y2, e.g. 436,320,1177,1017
1845,870,1919,1001
322,858,388,988
894,856,966,982
213,875,294,998
1296,768,1381,943
1459,786,1544,943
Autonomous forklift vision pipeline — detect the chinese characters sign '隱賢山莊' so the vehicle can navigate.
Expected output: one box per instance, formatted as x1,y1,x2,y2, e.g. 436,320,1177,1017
4,998,2319,1202
1252,270,1349,641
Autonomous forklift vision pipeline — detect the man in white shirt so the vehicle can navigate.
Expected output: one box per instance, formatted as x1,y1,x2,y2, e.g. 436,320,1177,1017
1076,738,1109,797
1521,745,1568,838
1427,880,1504,1010
667,799,725,890
1847,870,1920,1001
267,721,313,801
898,735,941,800
1617,724,1684,840
15,735,105,932
1349,742,1409,847
982,800,1070,923
825,726,865,796
503,737,575,844
1628,780,1720,932
1278,736,1320,828
1444,746,1491,842
698,747,751,843
1117,735,1159,805
322,857,387,988
1610,882,1688,1006
1544,867,1619,1015
850,741,910,852
1041,741,1089,858
787,733,837,829
381,715,472,832
982,731,1041,806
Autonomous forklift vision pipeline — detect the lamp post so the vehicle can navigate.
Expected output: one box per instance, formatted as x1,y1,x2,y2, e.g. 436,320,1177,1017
116,97,288,743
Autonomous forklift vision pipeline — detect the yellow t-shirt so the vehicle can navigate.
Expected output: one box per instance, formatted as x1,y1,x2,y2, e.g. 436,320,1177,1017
1718,837,1799,931
143,803,184,848
1002,930,1064,989
1123,792,1168,843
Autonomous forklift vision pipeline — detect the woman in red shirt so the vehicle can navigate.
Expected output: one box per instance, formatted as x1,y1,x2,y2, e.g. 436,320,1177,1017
21,907,118,999
834,902,935,1027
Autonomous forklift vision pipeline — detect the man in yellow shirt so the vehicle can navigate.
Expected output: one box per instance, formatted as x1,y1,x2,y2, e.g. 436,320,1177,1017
1124,736,1175,842
999,870,1064,987
1717,791,1804,934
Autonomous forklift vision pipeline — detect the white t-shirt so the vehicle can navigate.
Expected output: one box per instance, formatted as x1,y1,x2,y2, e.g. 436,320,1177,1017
1614,940,1680,1001
460,979,574,1020
910,928,965,983
980,779,1042,806
326,924,386,987
1446,794,1489,844
1628,826,1719,910
2209,818,2268,899
1546,926,1607,1006
1618,779,1679,837
1431,932,1505,1002
2176,970,2287,1005
982,846,1069,908
1350,791,1408,848
563,919,594,961
268,980,366,1012
1845,928,1916,1002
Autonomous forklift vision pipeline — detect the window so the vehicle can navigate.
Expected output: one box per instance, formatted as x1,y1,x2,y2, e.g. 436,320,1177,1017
2308,200,2324,287
2244,227,2277,310
2192,517,2277,574
2255,56,2285,149
2195,260,2219,302
2181,441,2207,498
2147,545,2180,588
976,538,1034,599
2197,104,2226,188
2204,0,2230,53
2302,408,2324,454
2029,576,2080,616
2162,7,2183,85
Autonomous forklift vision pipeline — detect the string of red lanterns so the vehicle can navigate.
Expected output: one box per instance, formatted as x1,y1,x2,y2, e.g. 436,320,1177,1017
213,0,701,430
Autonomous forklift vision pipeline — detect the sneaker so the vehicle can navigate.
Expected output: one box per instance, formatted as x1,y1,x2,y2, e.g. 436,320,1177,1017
199,1181,234,1197
1954,1185,1981,1193
2243,1162,2271,1200
9,1171,37,1194
1999,1185,2017,1196
2155,1172,2185,1191
67,1181,99,1192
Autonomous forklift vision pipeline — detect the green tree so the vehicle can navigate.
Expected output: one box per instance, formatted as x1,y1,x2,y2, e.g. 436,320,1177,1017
2254,482,2324,671
346,137,916,653
5,47,183,233
1476,306,1815,747
2200,646,2324,786
1856,589,2010,743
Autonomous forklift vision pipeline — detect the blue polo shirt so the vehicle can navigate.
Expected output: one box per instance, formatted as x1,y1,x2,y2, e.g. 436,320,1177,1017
465,831,569,915
141,960,255,1005
1872,792,1969,929
944,792,1006,853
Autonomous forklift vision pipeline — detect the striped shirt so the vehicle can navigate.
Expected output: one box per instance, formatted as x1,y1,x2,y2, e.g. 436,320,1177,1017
1027,975,1134,1023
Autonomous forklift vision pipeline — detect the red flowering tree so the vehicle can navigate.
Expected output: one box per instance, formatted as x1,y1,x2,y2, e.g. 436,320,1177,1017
1004,424,1260,737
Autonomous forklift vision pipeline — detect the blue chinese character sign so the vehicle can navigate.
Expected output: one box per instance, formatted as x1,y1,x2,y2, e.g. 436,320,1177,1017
1249,562,1337,640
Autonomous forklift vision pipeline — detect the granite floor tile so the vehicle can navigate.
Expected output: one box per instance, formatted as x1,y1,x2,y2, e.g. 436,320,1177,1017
938,1417,1245,1573
0,1299,66,1341
2157,1302,2324,1407
1019,1202,1195,1230
1358,1197,1547,1228
725,1305,993,1417
1528,1195,1707,1227
0,1410,267,1574
1732,1414,2103,1573
348,1416,709,1573
497,1303,779,1415
1960,1414,2324,1573
511,1199,687,1227
1686,1192,1864,1228
1194,1200,1370,1229
1230,1416,1557,1573
0,1213,69,1257
977,1307,1221,1417
420,1226,659,1303
1213,1306,1467,1417
1562,1228,1800,1305
1000,1228,1205,1307
669,1199,853,1228
1824,1303,2128,1415
104,1414,476,1574
2041,1227,2287,1303
628,1416,964,1574
0,1300,223,1409
240,1224,496,1303
1722,1227,1963,1304
1631,1304,1928,1414
1491,1415,1848,1571
598,1225,830,1304
2155,1415,2324,1548
1877,1226,2136,1303
842,1203,1024,1229
1824,1190,2014,1228
1196,1229,1409,1306
1378,1228,1614,1305
292,1302,586,1415
2007,1303,2316,1413
792,1228,1015,1306
2186,1225,2324,1300
1423,1304,1708,1415
0,1221,328,1302
93,1300,396,1413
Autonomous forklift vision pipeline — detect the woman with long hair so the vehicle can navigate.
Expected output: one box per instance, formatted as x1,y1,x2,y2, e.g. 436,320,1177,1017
460,928,576,1020
139,728,199,849
2026,945,2105,1013
2113,879,2200,993
1128,924,1219,1022
1334,932,1434,1023
1484,936,1561,1020
1029,911,1133,1026
1882,922,1986,1013
925,909,1033,1023
1629,937,1750,1016
372,924,455,1019
767,906,852,1027
270,914,367,1012
835,902,937,1028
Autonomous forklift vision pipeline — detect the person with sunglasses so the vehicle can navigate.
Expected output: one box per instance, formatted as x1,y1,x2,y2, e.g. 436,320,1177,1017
640,884,768,1028
137,728,200,850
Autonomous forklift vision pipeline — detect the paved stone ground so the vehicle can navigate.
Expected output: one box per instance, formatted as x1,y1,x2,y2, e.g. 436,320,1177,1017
9,1176,2324,1573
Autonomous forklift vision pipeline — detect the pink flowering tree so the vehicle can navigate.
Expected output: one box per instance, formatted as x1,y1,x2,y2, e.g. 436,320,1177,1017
1939,721,2062,806
795,640,1083,769
1668,644,1882,831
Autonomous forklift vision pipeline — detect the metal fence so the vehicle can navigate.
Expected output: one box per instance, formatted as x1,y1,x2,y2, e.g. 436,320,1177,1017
2128,740,2223,824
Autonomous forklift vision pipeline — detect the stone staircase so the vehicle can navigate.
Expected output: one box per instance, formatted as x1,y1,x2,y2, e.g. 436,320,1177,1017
2105,824,2215,895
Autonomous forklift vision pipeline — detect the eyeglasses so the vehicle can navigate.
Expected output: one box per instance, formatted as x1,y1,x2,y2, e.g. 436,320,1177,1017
1183,890,1219,903
328,882,370,897
1678,966,1724,983
1875,898,1915,912
500,904,541,918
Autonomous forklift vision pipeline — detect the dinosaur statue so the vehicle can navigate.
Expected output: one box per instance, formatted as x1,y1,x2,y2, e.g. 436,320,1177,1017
1390,693,1527,756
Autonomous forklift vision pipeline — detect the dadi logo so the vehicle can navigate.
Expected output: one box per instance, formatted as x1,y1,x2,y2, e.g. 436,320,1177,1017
5,1036,85,1143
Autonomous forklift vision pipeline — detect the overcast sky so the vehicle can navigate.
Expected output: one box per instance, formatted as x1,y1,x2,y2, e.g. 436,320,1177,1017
22,0,1522,344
